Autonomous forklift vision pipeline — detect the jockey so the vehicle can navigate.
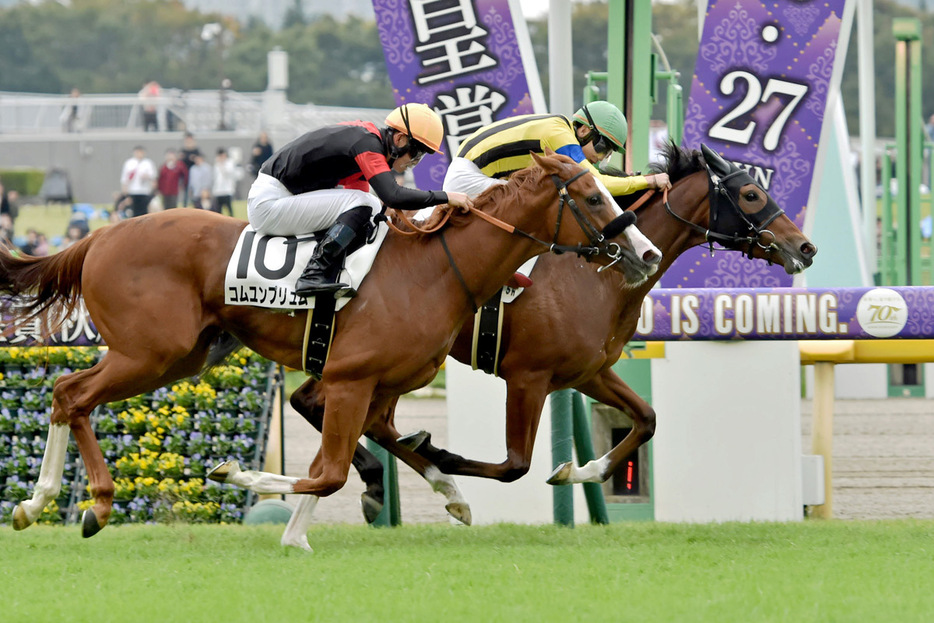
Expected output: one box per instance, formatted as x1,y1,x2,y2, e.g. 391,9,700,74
248,103,473,297
443,100,671,198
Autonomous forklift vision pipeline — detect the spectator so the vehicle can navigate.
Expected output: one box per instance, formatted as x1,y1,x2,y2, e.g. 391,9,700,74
248,131,274,179
212,147,241,217
156,149,188,210
61,222,89,250
138,80,162,132
187,153,213,209
926,113,934,143
0,179,19,229
19,228,47,256
0,213,14,250
179,132,202,206
120,145,157,218
60,87,83,133
199,188,214,212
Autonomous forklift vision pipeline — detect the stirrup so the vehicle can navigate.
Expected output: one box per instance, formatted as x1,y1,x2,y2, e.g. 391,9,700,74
295,277,349,298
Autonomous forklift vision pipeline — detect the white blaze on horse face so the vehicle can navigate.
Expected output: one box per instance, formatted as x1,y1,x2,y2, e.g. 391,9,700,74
13,423,69,528
623,226,661,270
593,177,624,217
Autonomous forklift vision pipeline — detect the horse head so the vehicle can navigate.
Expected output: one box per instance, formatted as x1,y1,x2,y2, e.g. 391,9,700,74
698,144,816,273
528,150,661,284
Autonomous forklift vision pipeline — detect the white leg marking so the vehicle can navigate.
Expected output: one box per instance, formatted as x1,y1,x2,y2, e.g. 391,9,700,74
424,466,472,525
15,424,70,527
219,461,299,495
562,455,611,484
280,495,318,552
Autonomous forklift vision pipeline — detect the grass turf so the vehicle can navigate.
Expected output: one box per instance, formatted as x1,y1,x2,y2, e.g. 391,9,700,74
2,520,933,622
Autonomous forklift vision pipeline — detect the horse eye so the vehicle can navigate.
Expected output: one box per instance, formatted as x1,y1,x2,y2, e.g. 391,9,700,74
586,194,603,207
744,191,758,202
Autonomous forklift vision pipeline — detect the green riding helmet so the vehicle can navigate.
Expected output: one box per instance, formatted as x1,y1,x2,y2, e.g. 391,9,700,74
572,101,628,153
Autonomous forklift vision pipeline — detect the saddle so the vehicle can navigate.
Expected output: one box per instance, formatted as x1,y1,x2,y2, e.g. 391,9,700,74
224,224,387,378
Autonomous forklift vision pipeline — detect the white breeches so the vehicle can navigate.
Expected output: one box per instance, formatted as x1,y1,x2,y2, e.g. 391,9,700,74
442,157,506,196
247,173,381,235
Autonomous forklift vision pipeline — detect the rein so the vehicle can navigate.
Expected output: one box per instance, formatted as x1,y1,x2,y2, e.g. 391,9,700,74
420,165,623,313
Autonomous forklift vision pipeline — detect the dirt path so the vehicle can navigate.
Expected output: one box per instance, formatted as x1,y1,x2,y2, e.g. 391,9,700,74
281,396,934,523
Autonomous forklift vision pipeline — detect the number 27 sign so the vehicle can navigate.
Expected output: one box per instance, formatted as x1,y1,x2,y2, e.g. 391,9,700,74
665,0,851,289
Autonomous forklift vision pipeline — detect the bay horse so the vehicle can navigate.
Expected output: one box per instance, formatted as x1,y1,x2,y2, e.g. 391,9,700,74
287,143,817,525
2,151,661,538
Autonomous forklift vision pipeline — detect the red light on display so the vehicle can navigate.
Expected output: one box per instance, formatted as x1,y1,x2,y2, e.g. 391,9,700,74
611,427,641,497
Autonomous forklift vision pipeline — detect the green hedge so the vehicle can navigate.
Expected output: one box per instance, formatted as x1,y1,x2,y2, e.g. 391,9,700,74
0,169,45,196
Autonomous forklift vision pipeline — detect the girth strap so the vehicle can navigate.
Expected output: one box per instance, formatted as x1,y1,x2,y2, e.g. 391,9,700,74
302,295,337,379
470,288,504,375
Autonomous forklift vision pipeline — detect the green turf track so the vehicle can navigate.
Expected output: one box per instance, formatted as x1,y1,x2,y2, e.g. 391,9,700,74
2,520,933,622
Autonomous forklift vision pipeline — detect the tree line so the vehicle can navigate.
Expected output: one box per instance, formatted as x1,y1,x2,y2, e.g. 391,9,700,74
0,0,932,137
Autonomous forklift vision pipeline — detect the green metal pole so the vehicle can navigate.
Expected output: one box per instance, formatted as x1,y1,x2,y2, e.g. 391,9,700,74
907,30,923,285
365,440,401,527
570,391,609,524
881,150,894,285
550,389,574,526
894,33,908,285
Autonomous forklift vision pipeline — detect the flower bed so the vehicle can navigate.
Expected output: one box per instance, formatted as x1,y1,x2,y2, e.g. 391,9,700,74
0,347,277,525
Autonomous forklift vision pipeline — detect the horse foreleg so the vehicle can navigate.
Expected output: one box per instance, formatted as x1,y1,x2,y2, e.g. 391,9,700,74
12,423,69,530
402,372,550,483
280,494,319,552
213,381,373,498
547,369,656,485
290,378,386,523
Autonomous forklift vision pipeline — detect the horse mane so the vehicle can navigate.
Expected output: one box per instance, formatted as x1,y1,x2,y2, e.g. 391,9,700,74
646,140,706,181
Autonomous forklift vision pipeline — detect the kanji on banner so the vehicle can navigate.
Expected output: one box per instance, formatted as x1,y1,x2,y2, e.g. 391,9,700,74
372,0,544,189
668,0,851,289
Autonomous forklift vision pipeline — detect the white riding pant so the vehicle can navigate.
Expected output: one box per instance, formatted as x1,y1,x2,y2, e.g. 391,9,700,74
412,156,508,221
442,157,506,195
247,173,381,236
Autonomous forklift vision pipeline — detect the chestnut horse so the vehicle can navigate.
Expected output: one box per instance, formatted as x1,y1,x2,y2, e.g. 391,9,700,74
287,143,817,525
2,152,661,539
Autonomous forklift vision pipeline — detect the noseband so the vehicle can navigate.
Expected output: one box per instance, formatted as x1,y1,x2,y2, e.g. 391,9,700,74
664,166,784,258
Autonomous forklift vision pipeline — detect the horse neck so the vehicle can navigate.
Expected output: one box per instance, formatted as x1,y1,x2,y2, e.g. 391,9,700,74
620,171,711,304
443,183,564,305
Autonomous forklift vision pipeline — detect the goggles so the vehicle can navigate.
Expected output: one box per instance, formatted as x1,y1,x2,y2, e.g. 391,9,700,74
582,105,617,156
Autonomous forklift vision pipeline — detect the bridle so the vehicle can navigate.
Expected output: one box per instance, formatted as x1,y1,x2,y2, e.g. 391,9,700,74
660,165,784,259
387,164,635,311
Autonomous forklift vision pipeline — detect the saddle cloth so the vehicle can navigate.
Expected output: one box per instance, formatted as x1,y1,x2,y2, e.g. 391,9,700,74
224,223,388,311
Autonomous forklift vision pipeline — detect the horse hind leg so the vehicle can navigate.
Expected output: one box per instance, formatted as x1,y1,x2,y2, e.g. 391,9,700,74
16,340,216,536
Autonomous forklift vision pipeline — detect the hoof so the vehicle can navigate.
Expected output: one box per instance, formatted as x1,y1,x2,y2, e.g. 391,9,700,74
12,504,32,531
547,461,573,485
81,509,104,538
361,492,384,525
445,501,472,526
281,534,314,552
207,459,238,483
397,430,430,451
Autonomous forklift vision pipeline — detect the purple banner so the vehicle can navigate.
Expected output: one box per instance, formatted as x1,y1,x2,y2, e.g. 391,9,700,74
668,0,849,288
635,287,934,341
373,0,542,190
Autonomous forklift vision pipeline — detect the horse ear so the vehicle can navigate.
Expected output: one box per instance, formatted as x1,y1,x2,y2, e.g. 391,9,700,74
701,144,732,178
530,150,551,170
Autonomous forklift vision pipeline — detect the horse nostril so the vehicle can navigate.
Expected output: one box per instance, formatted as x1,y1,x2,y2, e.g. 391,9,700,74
801,242,817,258
644,249,662,264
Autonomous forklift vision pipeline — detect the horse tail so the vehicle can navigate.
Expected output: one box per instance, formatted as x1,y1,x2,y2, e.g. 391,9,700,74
0,234,96,335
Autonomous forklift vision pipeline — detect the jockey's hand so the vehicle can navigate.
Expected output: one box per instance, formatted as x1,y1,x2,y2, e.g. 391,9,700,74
649,173,671,191
446,191,474,213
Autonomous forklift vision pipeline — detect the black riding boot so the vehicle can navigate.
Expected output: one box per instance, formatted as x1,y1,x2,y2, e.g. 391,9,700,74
294,222,358,298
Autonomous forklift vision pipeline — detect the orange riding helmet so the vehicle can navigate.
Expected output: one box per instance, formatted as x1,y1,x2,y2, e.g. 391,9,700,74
385,103,445,155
